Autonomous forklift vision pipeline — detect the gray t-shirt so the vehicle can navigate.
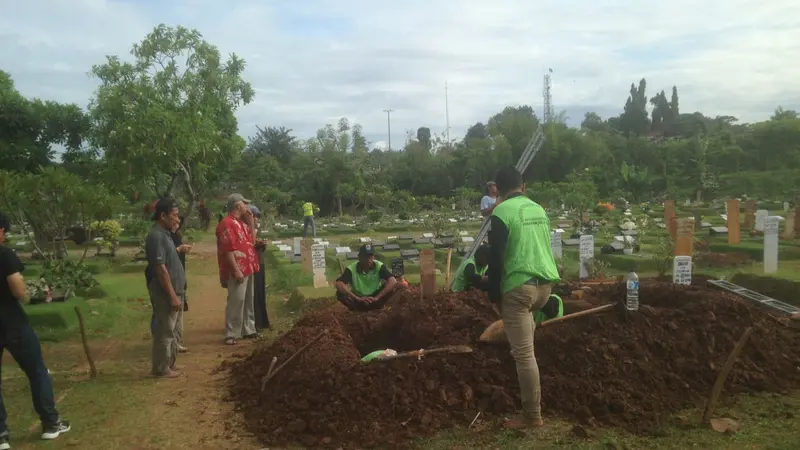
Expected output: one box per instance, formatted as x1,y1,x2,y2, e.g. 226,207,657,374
480,195,497,212
145,225,186,296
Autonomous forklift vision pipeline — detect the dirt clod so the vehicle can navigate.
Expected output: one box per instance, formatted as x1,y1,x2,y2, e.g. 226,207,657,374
224,282,800,448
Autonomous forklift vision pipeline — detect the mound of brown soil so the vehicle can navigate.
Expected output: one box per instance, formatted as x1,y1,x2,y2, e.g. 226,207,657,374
224,283,800,449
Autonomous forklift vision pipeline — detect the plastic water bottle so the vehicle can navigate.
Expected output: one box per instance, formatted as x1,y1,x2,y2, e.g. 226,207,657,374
626,270,639,311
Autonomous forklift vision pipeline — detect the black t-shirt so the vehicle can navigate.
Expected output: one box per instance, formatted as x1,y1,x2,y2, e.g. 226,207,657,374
0,245,29,336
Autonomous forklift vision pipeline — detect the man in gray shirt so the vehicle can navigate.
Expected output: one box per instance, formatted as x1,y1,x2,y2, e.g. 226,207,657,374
145,198,186,378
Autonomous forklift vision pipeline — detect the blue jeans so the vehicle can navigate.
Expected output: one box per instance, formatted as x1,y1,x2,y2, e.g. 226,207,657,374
303,216,316,238
0,323,60,436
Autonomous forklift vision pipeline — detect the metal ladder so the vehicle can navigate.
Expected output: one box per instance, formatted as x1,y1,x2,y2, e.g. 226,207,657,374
707,279,800,314
448,125,546,289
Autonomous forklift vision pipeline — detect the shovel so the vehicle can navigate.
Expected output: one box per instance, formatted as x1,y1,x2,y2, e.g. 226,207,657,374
366,345,473,364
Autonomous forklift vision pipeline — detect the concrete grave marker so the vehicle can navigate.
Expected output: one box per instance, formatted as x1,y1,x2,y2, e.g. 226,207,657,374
335,247,351,256
744,200,756,230
293,237,302,256
301,239,314,273
413,238,431,245
550,231,563,259
755,210,768,232
383,244,401,251
764,216,779,274
398,234,413,241
710,227,728,235
346,252,359,260
579,234,594,279
419,249,437,298
726,199,740,244
400,249,420,259
461,236,475,244
672,256,692,285
311,244,328,288
422,232,434,239
390,258,404,277
359,237,371,243
783,209,796,240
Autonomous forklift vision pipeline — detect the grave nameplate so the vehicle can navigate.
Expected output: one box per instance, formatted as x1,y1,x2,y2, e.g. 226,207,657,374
391,258,404,277
579,235,594,279
755,210,768,232
550,232,563,259
311,244,327,288
383,244,401,251
345,252,359,260
673,256,692,285
764,216,779,274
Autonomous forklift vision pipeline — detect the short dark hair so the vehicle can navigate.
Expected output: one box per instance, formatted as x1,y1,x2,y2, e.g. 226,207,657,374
0,210,10,233
494,167,523,195
152,197,178,221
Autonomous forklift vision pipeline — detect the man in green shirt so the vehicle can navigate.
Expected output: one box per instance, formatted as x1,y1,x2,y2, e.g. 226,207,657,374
487,166,560,430
452,245,490,292
533,293,564,325
335,245,398,311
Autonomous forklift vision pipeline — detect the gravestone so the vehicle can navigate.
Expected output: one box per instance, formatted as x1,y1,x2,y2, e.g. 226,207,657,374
459,231,469,236
311,244,327,288
563,238,581,247
335,247,350,257
664,200,676,233
413,238,431,245
744,200,756,230
461,237,475,244
383,244,401,251
764,216,779,274
710,226,728,236
782,209,796,240
726,199,740,244
755,210,768,232
301,239,313,273
390,258,404,277
293,237,302,256
359,237,372,243
289,255,303,263
430,238,444,247
579,234,594,279
398,234,413,241
422,233,434,239
672,256,692,285
371,240,385,247
419,249,436,298
550,232,563,259
700,222,712,228
675,218,694,257
345,252,359,260
400,249,420,259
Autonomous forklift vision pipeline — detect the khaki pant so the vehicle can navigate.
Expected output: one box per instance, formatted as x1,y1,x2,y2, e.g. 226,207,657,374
501,283,552,420
151,287,184,376
225,275,256,339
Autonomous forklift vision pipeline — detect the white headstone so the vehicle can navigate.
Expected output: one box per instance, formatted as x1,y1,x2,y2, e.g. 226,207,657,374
459,231,469,236
755,210,768,232
313,238,323,243
311,244,327,288
422,232,434,238
359,237,372,243
461,237,475,244
672,256,692,285
272,240,282,245
448,218,457,223
335,247,351,256
293,237,302,256
579,235,594,279
764,216,779,274
550,232,563,259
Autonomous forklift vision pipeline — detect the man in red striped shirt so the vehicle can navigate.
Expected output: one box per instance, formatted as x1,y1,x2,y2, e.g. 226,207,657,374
216,194,259,345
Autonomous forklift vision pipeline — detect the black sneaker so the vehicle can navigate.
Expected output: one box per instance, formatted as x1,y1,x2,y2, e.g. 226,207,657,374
41,420,70,440
0,432,10,450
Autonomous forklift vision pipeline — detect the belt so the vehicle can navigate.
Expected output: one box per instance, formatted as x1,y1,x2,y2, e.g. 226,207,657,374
525,277,551,286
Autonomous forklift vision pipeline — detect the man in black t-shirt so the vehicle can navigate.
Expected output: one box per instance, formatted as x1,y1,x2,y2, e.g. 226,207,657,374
0,211,71,448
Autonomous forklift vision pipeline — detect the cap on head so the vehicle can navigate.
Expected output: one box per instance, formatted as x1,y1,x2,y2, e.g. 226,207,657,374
152,197,177,221
248,205,261,217
358,244,375,257
226,193,251,211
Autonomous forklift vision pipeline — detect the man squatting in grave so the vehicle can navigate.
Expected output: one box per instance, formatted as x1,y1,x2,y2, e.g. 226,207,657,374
335,244,398,311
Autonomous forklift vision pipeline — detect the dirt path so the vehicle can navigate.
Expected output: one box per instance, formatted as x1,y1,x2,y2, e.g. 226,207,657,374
134,240,261,449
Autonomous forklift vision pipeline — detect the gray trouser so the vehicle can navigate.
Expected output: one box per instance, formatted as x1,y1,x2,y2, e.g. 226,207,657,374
225,275,256,339
150,287,184,376
501,283,552,420
303,216,316,238
174,302,184,345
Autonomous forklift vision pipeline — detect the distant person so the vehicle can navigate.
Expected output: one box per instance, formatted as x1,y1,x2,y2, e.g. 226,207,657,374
335,245,398,311
216,194,259,345
487,167,560,430
302,201,319,238
480,181,498,217
146,198,186,379
452,244,490,292
0,210,71,447
249,205,270,331
198,200,212,231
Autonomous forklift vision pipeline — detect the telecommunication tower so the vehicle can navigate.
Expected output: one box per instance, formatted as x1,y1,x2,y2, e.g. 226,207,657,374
543,68,554,123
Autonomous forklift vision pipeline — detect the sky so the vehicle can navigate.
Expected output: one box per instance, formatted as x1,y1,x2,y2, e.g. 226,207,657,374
1,0,799,150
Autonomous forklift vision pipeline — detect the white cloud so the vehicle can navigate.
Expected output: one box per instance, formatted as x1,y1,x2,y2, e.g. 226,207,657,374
1,0,799,149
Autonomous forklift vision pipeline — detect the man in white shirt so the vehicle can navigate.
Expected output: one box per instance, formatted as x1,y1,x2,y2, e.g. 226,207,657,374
480,181,499,217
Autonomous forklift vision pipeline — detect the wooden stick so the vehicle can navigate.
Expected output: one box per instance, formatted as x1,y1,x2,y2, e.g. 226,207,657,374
266,356,278,378
368,345,473,363
445,248,453,287
74,306,97,379
261,329,328,392
702,327,753,423
539,303,616,328
337,258,344,275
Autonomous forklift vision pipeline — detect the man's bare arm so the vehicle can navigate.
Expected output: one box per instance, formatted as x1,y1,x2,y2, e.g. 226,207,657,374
7,272,26,301
335,280,361,301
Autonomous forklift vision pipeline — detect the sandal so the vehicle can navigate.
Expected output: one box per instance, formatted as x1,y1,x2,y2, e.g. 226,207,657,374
243,333,261,340
224,337,236,345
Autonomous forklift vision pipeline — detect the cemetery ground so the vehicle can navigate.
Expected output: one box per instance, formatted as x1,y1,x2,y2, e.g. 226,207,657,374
2,206,800,449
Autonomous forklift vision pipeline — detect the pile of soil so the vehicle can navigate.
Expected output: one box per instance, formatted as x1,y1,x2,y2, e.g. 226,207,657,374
695,251,752,268
730,273,800,307
223,282,800,449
